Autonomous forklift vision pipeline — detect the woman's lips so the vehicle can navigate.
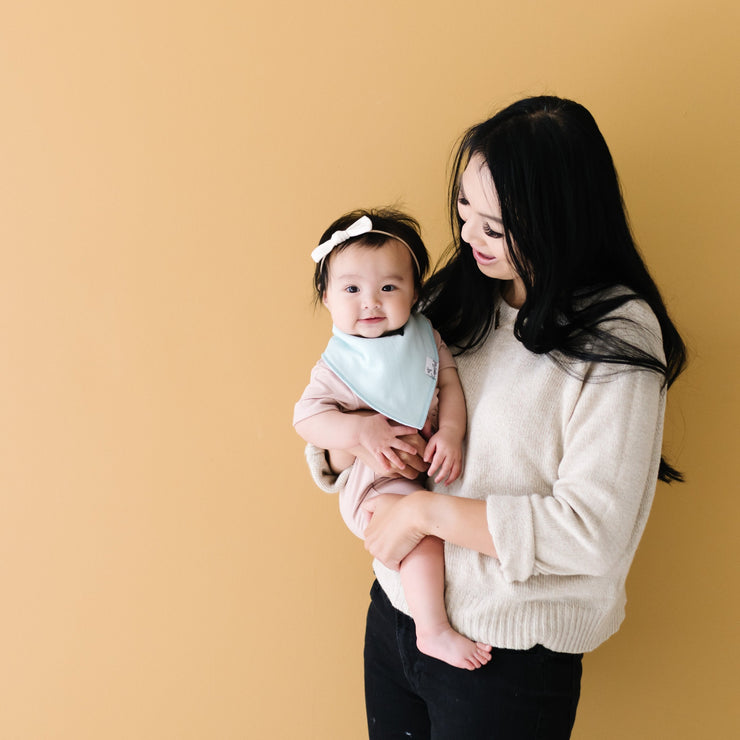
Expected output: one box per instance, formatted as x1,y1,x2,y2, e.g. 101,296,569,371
472,249,496,264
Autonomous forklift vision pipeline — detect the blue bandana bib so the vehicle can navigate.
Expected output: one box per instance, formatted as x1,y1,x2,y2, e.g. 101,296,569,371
321,313,439,429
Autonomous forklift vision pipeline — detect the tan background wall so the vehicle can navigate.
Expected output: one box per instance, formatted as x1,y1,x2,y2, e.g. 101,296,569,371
1,1,737,738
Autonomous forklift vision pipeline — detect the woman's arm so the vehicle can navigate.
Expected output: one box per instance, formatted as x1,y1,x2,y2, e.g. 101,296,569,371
488,366,665,582
362,489,497,570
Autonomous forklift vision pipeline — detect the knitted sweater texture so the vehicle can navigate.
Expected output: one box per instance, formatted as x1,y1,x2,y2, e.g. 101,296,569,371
306,296,666,654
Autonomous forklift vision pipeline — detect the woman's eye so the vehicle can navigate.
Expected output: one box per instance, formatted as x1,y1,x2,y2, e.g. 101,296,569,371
483,224,503,239
457,196,469,208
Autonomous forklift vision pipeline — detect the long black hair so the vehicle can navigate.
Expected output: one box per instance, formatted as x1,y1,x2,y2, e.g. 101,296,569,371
423,96,687,482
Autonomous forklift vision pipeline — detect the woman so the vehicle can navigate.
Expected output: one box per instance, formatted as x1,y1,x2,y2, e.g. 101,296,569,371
305,96,686,739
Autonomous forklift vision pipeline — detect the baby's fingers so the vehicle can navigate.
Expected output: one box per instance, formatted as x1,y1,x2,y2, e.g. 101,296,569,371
422,438,438,465
427,448,448,482
443,462,461,485
438,456,463,485
433,458,453,484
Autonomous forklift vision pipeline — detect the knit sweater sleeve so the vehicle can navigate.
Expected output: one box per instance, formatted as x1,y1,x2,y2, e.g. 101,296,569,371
304,443,353,494
486,300,667,583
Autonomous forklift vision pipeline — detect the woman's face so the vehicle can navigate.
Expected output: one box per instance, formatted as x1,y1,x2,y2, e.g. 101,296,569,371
457,153,526,306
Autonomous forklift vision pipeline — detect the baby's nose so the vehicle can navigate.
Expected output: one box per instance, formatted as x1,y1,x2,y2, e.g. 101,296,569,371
363,291,381,308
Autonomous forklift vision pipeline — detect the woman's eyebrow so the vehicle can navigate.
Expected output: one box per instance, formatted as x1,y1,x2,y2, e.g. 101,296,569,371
481,213,503,224
459,182,503,223
474,201,504,224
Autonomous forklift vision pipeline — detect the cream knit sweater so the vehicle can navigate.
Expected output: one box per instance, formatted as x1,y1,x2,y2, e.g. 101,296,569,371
306,296,666,654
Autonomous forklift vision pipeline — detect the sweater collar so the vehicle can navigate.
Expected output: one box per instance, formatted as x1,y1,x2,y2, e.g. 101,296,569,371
495,296,519,328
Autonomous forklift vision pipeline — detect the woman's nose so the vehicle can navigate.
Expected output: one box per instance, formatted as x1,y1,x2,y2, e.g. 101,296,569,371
460,218,478,246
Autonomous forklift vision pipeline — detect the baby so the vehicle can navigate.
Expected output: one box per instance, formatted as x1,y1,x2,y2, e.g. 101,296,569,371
294,208,491,670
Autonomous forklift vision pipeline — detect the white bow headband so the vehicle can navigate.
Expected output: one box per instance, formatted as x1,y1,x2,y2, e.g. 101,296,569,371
311,215,421,274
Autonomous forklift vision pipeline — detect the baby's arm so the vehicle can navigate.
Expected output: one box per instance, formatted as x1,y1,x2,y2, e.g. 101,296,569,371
295,410,420,473
424,366,466,484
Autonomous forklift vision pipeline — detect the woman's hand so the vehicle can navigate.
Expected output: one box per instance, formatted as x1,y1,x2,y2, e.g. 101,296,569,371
351,429,429,480
357,415,421,471
364,490,499,567
362,491,429,570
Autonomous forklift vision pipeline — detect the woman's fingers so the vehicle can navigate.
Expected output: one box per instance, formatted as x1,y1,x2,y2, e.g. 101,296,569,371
396,449,429,472
380,448,406,471
392,437,422,456
361,492,425,570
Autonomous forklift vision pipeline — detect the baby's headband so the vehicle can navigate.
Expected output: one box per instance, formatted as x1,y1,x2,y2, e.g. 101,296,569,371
311,215,421,274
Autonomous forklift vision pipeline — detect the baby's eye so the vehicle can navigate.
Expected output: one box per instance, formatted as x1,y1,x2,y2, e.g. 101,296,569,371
381,285,396,292
483,224,503,239
345,285,359,294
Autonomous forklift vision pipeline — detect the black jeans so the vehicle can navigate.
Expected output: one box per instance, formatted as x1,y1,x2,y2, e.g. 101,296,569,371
364,580,582,740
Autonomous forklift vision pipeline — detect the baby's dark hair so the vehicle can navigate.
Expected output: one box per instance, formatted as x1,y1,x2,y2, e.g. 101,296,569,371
312,207,430,304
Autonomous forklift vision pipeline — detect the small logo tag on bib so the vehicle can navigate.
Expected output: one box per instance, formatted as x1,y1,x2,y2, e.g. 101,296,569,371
425,356,439,380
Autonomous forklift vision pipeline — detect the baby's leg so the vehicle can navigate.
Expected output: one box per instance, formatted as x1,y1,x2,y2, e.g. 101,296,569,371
400,536,492,670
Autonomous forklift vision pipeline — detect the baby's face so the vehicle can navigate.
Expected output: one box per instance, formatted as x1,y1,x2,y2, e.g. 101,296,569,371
322,239,417,338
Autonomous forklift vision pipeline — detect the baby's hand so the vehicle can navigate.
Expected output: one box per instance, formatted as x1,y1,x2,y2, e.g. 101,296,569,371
423,428,463,484
358,414,419,472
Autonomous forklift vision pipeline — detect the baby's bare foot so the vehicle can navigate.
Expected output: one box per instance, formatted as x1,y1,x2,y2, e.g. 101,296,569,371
416,626,493,670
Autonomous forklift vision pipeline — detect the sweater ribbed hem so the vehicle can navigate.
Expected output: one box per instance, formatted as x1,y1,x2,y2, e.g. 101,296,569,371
447,585,625,654
374,562,625,655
